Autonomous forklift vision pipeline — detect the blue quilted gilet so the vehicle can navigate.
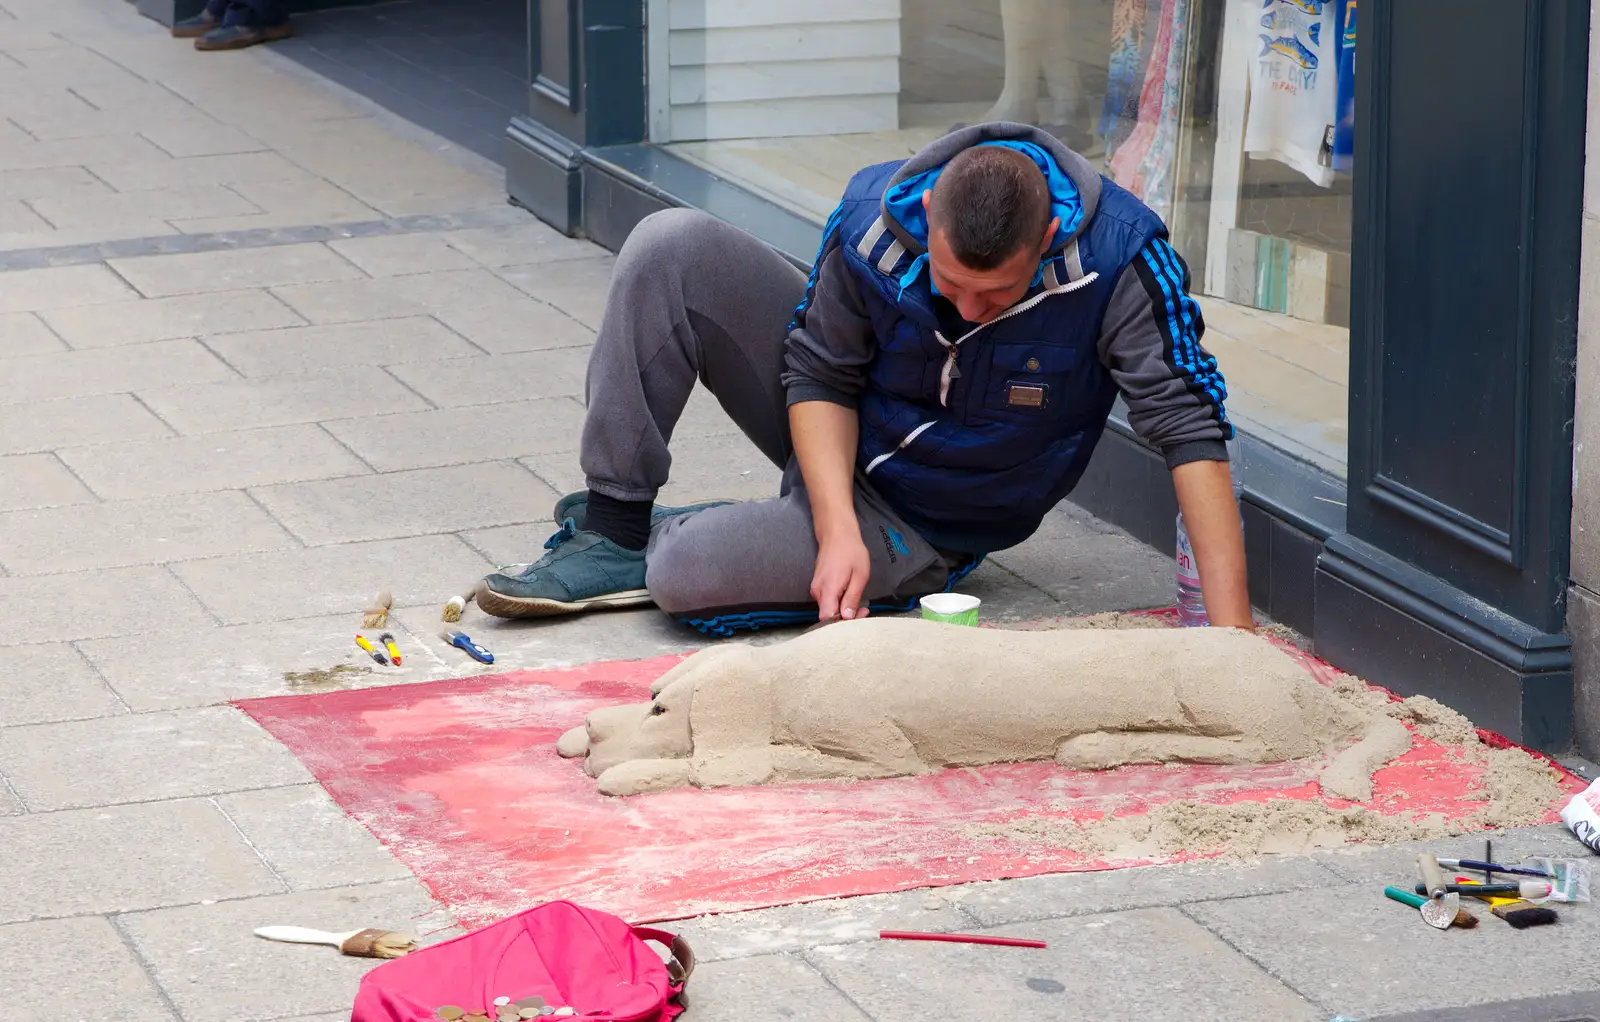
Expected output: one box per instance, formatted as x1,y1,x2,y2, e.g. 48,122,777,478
835,160,1166,553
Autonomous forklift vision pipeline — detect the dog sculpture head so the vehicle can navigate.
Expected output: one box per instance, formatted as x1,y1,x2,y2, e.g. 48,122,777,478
556,644,763,778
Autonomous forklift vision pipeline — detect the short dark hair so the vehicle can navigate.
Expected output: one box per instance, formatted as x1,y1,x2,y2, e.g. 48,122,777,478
927,146,1052,271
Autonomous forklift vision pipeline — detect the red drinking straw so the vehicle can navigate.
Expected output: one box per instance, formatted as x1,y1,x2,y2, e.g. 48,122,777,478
879,930,1047,949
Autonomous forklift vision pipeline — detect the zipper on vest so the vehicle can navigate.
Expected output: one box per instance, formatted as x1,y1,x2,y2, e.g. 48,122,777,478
865,419,937,474
933,272,1100,406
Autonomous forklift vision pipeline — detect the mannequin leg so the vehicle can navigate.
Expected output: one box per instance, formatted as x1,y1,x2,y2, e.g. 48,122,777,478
981,0,1045,124
1040,1,1077,126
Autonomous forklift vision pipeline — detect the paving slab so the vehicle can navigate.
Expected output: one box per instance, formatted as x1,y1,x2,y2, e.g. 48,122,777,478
952,855,1343,926
0,310,66,356
217,784,412,891
684,954,872,1021
0,490,295,575
443,223,606,268
0,705,311,810
58,424,370,500
170,533,492,624
496,256,616,329
41,289,307,349
31,184,262,231
0,565,215,645
270,268,530,324
394,604,710,675
431,298,596,354
79,603,489,710
0,798,282,921
138,367,430,434
0,916,174,1022
0,392,173,455
385,349,591,407
327,232,481,276
110,243,368,298
0,642,125,726
1186,880,1600,1018
118,880,456,1022
87,151,315,192
948,561,1066,623
0,131,173,175
0,339,233,406
322,397,587,472
250,461,559,546
136,119,270,158
0,165,114,202
668,888,979,963
990,503,1175,613
808,908,1319,1022
0,263,135,313
0,452,95,510
205,316,481,376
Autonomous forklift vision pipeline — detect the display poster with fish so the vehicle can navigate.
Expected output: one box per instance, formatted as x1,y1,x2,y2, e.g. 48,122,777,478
1243,0,1339,187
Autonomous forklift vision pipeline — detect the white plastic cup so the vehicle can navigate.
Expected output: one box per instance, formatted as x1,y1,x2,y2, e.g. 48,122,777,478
919,592,981,626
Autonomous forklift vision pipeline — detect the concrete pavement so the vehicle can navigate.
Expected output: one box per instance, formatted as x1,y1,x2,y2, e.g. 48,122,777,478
1,2,1597,1020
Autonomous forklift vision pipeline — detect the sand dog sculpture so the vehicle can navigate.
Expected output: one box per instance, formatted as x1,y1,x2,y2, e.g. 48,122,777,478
556,618,1413,800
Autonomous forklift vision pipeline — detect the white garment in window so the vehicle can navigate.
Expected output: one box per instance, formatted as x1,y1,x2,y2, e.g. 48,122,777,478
1243,0,1338,187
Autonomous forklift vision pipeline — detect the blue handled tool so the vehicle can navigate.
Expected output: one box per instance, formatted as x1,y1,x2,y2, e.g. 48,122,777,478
440,629,493,664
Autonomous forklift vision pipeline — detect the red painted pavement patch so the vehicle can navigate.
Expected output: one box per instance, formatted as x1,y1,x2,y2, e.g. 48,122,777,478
237,620,1583,926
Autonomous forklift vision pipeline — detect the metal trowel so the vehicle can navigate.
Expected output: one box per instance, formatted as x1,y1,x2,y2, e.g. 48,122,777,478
1416,853,1461,930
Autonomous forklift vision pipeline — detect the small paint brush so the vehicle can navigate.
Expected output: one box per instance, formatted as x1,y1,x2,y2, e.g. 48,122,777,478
1436,858,1556,879
362,590,392,629
441,581,481,623
254,925,416,958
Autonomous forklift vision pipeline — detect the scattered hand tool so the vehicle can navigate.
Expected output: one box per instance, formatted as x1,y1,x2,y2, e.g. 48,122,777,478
254,925,416,959
1436,858,1555,879
1454,878,1560,929
379,632,403,666
879,930,1047,949
1415,854,1461,930
441,629,494,664
1491,900,1560,928
355,634,388,667
1383,887,1477,928
363,590,393,629
1411,881,1554,900
442,581,481,623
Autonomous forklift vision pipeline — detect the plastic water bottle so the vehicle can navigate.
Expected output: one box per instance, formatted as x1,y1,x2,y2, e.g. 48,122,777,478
1176,446,1242,628
1175,512,1208,627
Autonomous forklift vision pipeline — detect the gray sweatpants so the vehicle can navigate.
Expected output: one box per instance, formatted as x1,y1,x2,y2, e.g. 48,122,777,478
580,208,959,633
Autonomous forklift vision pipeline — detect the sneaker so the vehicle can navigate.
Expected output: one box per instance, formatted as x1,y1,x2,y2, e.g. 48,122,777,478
478,519,651,619
195,19,292,49
550,491,735,531
171,8,219,37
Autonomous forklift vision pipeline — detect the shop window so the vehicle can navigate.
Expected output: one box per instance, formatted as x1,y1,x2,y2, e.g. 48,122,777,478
648,0,1356,477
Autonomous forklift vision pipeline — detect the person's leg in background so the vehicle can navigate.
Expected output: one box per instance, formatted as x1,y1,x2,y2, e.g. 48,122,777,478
194,0,293,50
170,0,228,39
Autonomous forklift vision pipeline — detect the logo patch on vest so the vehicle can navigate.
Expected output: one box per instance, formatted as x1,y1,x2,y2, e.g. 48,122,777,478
1006,382,1048,409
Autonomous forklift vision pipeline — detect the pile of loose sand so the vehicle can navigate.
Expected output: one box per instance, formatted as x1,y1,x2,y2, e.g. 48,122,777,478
967,624,1567,860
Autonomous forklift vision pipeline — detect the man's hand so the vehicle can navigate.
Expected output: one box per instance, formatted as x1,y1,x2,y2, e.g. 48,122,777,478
812,530,872,621
791,399,872,620
1171,458,1253,630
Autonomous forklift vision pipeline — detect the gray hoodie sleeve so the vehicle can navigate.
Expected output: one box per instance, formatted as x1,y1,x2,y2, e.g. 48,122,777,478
782,228,877,407
1097,237,1234,469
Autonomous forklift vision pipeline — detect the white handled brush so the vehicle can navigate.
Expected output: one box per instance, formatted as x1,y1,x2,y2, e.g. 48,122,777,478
254,925,416,959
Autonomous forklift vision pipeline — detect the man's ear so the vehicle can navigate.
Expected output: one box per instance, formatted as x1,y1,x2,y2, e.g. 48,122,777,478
1040,215,1062,256
921,188,932,212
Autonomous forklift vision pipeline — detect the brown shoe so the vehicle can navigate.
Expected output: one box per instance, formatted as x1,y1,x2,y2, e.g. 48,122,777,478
194,19,292,49
170,8,218,37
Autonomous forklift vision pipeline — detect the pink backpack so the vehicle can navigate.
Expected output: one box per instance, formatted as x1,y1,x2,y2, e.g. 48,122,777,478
351,901,694,1022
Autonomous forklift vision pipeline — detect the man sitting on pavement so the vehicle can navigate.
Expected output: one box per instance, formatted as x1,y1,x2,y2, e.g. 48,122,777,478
478,123,1251,635
171,0,291,50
